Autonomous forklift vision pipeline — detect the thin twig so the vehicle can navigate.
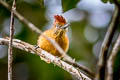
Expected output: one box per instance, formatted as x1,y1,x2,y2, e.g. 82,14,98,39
0,38,91,80
8,0,16,80
0,1,94,78
95,6,120,80
64,59,95,79
106,34,120,80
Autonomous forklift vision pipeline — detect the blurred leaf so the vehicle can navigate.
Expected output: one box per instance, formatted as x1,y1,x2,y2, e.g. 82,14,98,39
62,0,80,12
39,0,44,7
101,0,120,3
16,1,47,28
101,0,108,3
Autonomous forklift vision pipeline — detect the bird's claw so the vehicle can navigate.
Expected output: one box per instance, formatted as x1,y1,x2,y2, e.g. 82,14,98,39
34,45,40,50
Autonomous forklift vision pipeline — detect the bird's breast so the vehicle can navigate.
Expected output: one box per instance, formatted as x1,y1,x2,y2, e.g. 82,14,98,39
37,29,69,57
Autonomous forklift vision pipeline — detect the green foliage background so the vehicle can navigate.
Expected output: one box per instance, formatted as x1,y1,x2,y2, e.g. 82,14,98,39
0,0,120,80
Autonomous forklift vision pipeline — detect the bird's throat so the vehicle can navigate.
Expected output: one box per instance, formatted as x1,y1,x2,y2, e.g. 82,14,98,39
53,28,65,38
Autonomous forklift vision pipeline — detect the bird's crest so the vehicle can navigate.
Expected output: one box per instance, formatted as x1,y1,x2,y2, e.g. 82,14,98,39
54,15,66,26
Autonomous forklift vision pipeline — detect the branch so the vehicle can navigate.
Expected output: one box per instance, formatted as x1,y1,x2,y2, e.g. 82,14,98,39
64,59,95,79
95,6,120,80
8,0,16,80
106,34,120,80
0,38,91,80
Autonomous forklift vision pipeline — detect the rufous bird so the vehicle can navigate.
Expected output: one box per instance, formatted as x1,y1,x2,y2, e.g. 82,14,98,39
37,15,69,57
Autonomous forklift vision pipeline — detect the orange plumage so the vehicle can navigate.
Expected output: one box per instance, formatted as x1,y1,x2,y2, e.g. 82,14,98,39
37,15,69,57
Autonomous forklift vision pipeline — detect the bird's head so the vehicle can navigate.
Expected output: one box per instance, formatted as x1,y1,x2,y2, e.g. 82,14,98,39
54,15,69,29
53,15,70,35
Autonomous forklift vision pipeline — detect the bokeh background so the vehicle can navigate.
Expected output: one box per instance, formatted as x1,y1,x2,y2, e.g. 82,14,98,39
0,0,120,80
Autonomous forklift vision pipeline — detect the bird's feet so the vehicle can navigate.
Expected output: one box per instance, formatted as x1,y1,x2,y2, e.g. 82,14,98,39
34,45,40,50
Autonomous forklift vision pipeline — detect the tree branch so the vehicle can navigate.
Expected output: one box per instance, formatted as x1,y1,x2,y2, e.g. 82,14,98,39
106,34,120,80
8,0,16,80
0,38,91,80
64,59,95,78
95,6,120,80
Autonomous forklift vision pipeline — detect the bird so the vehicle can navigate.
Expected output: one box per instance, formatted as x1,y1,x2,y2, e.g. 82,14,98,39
37,15,69,57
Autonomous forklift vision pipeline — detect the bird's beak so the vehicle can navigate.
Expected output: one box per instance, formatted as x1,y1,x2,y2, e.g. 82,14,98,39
62,23,70,29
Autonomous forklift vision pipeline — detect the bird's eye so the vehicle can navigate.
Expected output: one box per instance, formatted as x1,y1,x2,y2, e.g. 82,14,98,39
56,24,61,28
